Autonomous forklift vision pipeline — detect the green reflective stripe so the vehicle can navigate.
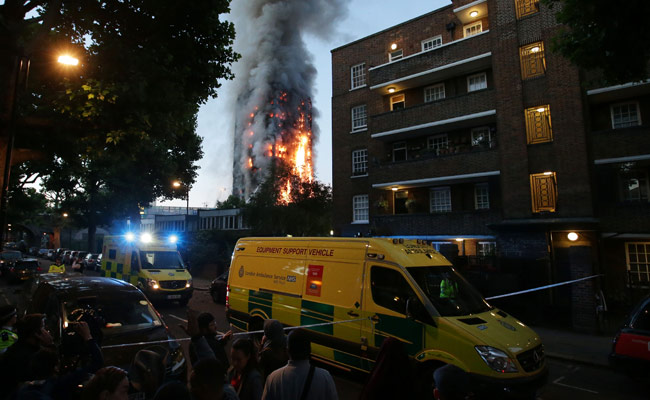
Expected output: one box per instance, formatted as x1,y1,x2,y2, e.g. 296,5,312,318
374,314,423,356
117,263,123,273
105,261,112,271
333,350,373,372
249,290,272,319
301,300,334,335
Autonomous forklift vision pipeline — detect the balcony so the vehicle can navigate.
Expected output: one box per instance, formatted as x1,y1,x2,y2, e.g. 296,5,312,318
371,210,501,236
591,125,650,161
368,31,492,94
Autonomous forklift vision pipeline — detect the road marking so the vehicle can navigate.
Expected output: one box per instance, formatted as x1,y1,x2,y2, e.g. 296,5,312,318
168,314,188,323
553,376,599,394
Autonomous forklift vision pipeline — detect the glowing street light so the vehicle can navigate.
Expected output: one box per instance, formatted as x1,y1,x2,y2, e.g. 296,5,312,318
57,55,79,66
172,180,189,216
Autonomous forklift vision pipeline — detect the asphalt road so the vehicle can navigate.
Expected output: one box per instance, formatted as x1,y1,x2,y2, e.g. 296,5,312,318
1,260,648,399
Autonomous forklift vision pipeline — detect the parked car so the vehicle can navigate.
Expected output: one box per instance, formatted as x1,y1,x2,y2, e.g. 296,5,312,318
26,275,187,380
38,248,49,258
82,253,101,271
46,249,56,260
28,247,39,256
3,258,40,283
55,248,68,260
62,250,73,264
0,250,23,277
67,251,81,265
610,294,650,377
210,269,229,304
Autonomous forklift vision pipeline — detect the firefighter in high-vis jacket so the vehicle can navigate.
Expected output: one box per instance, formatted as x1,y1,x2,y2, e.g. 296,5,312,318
48,258,66,273
0,305,18,354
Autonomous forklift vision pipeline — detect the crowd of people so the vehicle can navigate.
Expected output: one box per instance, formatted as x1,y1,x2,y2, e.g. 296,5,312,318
0,305,473,400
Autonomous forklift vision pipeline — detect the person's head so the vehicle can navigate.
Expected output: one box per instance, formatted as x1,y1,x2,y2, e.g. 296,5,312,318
287,329,311,361
56,257,62,265
433,364,471,400
83,366,130,400
262,319,286,349
152,381,191,400
0,304,17,327
197,312,217,335
130,349,165,396
16,313,53,346
190,358,225,400
231,338,258,374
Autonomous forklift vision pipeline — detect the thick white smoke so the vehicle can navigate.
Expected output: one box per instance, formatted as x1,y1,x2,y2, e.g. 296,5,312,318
229,0,349,199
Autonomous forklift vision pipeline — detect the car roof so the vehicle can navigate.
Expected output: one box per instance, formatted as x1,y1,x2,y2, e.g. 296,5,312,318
37,275,142,299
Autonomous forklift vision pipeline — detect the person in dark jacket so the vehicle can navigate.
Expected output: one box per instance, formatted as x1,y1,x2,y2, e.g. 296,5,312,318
228,338,262,400
188,312,232,369
82,366,130,400
257,320,288,380
359,337,416,400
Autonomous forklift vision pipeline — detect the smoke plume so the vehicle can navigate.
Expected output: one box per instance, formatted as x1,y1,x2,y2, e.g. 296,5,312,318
229,0,349,199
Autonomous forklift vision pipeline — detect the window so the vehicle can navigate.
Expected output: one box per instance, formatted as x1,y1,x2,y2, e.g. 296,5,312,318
390,94,405,110
352,149,368,175
427,134,449,155
515,0,540,18
467,73,487,92
525,105,553,144
352,195,369,223
620,171,649,202
389,49,403,62
370,266,416,315
520,42,546,79
108,249,117,259
430,187,451,213
424,83,445,102
475,183,490,210
351,104,367,131
611,102,641,129
422,36,442,51
530,172,557,213
392,142,407,162
477,242,496,256
471,127,492,148
626,243,650,285
351,63,366,89
464,21,483,37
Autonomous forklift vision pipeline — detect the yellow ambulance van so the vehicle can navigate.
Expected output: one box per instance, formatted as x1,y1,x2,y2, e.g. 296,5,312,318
226,237,547,396
101,233,193,305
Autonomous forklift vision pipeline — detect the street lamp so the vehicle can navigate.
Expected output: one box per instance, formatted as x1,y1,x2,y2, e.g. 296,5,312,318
0,53,79,245
62,212,71,248
172,180,189,216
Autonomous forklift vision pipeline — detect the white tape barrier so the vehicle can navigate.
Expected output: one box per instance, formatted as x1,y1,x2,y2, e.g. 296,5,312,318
485,274,602,300
100,317,367,350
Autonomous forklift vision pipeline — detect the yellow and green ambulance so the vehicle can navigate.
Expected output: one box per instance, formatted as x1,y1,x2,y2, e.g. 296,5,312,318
101,234,193,305
226,237,547,396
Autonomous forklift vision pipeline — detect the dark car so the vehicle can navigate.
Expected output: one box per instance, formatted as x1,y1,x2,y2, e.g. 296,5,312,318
82,253,101,271
27,275,187,380
3,258,40,283
210,269,229,304
610,295,650,377
0,250,23,277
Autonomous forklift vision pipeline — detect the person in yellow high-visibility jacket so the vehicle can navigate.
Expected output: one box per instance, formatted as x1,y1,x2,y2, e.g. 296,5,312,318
48,258,66,273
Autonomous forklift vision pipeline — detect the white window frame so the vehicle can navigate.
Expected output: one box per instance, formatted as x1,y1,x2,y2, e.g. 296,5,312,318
430,187,452,213
427,134,449,154
611,102,641,129
421,35,443,52
351,149,368,175
392,142,407,162
477,242,496,256
352,195,369,223
620,171,649,202
350,63,366,89
474,183,490,210
351,104,367,132
424,83,445,103
625,242,650,285
471,126,492,147
464,21,483,37
467,72,487,92
390,94,405,111
389,49,403,62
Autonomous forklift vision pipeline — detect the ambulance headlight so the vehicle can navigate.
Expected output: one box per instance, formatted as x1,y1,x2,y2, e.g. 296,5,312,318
185,278,192,288
146,278,159,290
475,346,518,373
140,233,153,243
125,232,136,242
168,235,178,244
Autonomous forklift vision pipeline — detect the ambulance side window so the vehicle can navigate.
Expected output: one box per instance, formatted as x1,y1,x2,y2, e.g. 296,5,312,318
108,249,117,260
131,251,140,271
370,266,417,315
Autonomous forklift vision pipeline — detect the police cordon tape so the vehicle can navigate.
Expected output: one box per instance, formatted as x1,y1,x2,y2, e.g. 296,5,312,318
100,274,603,350
485,274,602,300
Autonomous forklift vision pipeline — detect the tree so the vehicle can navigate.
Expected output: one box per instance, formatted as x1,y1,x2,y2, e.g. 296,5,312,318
544,0,650,84
242,165,332,236
216,194,246,210
1,0,239,249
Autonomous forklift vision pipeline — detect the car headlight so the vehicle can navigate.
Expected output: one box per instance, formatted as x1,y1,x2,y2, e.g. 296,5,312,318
475,346,518,373
185,278,192,288
146,278,159,290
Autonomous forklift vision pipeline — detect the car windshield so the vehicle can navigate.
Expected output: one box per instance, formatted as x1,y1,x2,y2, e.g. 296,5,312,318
406,266,491,317
139,251,184,270
63,293,162,335
1,251,22,260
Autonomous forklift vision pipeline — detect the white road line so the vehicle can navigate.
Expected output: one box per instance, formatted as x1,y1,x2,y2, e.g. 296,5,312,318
168,314,188,323
553,376,599,394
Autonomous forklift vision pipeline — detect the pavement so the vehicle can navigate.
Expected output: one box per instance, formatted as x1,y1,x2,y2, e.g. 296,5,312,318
532,326,613,368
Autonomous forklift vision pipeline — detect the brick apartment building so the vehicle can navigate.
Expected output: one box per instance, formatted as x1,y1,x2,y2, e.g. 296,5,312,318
331,0,650,330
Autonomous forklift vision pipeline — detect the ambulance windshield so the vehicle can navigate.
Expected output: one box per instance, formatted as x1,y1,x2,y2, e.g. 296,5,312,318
139,251,185,270
407,266,491,316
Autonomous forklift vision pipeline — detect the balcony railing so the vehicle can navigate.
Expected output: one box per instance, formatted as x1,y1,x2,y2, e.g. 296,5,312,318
371,210,500,236
381,139,497,166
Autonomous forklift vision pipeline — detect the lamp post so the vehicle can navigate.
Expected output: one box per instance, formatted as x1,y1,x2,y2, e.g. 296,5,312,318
0,53,79,246
172,180,189,216
62,212,71,248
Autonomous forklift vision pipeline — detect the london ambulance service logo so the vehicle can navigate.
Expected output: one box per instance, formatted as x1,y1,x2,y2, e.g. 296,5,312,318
239,265,244,278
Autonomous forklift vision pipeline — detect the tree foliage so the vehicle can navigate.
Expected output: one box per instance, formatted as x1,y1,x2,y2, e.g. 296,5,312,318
544,0,650,84
242,165,332,237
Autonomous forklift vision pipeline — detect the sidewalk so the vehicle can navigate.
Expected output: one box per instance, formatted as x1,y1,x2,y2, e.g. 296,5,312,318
193,276,212,291
532,326,613,368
